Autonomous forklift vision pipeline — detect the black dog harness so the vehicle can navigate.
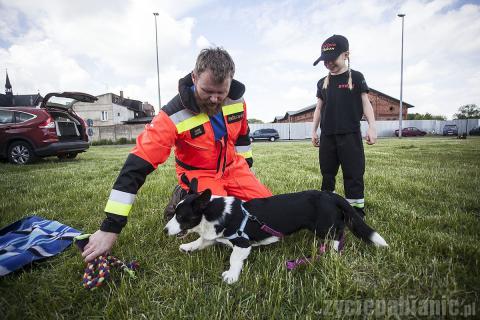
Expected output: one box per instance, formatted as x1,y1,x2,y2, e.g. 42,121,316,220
224,203,284,240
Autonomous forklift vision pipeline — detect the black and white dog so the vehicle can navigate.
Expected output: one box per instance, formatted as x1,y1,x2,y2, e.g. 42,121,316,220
164,180,388,284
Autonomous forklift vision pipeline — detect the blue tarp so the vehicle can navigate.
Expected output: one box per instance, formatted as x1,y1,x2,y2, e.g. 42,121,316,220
0,216,81,276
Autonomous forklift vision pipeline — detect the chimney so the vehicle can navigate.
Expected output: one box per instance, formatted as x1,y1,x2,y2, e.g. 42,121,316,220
120,90,123,99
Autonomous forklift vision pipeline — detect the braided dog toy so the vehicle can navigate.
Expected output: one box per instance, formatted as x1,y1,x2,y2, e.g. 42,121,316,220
82,255,139,290
74,234,139,290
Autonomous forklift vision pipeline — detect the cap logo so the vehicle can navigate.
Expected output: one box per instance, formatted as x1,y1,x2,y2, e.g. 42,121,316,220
322,42,336,52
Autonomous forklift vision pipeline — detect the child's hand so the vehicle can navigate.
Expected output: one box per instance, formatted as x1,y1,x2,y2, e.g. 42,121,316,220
311,132,320,147
365,127,377,145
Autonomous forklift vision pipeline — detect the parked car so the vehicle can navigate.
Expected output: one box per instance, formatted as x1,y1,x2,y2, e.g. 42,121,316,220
0,92,97,164
249,128,280,142
469,126,480,136
394,127,427,137
442,124,458,136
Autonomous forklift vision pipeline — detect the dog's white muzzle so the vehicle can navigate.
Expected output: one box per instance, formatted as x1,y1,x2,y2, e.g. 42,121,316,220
164,217,182,236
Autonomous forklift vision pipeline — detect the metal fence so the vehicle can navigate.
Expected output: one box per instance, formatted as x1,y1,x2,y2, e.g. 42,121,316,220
250,119,480,139
87,119,480,142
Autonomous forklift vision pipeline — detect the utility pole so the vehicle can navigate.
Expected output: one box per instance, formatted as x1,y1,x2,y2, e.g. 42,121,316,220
153,13,161,110
398,13,406,138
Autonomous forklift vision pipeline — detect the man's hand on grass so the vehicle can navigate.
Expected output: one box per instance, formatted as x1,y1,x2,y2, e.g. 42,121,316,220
81,230,118,263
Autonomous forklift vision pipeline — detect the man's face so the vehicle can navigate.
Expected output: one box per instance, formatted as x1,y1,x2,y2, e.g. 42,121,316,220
192,69,231,116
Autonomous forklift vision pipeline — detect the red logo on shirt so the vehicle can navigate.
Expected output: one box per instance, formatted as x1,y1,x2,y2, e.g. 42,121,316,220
338,83,355,89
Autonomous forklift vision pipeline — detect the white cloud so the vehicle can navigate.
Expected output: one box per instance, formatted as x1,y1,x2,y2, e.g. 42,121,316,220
196,35,211,49
0,0,205,112
225,0,480,120
1,41,91,94
0,0,479,121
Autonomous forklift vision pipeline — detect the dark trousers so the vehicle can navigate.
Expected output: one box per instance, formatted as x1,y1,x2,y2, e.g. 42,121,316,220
319,132,365,199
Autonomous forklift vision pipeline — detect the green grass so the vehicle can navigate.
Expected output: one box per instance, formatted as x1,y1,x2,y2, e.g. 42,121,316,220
0,137,479,319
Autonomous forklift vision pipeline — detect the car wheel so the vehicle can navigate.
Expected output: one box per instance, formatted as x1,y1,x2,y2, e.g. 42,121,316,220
8,141,37,165
269,137,275,142
58,153,78,160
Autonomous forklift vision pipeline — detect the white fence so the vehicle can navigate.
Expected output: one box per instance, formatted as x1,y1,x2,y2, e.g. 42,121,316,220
87,119,480,142
251,119,480,139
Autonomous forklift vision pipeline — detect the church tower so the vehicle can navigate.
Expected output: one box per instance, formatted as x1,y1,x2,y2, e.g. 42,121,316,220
5,71,13,106
5,71,13,96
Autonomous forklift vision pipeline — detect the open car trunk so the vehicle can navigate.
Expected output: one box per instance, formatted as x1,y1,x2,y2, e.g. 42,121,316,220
38,92,97,142
48,111,84,141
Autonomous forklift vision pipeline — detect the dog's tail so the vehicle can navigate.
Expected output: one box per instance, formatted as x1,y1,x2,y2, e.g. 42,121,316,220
333,194,388,247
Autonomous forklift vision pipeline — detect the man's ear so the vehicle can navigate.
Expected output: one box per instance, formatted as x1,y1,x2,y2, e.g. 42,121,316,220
189,178,198,194
193,189,212,210
191,71,197,85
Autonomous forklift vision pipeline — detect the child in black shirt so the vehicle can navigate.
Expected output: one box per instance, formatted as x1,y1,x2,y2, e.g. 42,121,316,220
311,34,377,218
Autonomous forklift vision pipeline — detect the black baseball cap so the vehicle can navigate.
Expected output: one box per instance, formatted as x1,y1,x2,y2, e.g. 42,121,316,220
313,34,349,66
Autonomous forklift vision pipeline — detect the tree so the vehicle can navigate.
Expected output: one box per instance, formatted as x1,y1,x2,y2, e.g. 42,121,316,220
453,104,480,119
248,118,264,124
453,104,480,138
407,112,446,120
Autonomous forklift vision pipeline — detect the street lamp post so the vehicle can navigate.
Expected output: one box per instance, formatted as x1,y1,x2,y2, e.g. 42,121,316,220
153,12,161,109
398,13,405,138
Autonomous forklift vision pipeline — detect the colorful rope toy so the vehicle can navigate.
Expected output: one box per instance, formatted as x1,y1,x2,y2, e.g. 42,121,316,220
82,255,139,290
74,234,139,290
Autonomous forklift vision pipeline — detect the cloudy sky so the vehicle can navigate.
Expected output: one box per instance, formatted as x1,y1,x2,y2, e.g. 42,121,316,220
1,0,479,121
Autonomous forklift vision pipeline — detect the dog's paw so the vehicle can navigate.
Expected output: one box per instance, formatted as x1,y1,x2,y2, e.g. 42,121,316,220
179,243,194,253
222,270,239,284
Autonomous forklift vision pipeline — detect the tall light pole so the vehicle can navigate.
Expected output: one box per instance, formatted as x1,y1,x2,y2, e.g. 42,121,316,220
153,12,161,110
398,13,405,138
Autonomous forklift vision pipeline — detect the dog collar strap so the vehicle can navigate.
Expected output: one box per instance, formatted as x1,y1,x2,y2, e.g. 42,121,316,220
260,224,284,238
242,204,285,238
224,204,251,240
224,203,285,240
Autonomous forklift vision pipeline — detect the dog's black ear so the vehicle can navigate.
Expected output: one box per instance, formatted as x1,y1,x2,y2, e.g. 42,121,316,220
189,178,199,194
193,189,211,210
181,173,190,187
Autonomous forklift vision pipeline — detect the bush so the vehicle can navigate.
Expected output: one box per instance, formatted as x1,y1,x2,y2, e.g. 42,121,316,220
91,138,136,146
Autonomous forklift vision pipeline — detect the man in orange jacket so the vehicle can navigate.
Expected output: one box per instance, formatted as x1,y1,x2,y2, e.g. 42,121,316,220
82,47,272,262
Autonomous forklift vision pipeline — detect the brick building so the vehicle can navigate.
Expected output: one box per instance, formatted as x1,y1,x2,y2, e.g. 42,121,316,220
273,88,414,123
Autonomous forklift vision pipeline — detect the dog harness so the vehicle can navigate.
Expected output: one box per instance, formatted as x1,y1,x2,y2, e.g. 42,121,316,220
221,204,347,271
224,203,284,240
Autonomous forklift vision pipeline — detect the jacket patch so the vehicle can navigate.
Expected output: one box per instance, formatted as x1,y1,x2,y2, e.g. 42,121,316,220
190,125,205,139
227,111,244,124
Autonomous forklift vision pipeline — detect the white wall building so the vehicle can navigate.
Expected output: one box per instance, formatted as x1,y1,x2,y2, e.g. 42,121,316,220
73,91,154,127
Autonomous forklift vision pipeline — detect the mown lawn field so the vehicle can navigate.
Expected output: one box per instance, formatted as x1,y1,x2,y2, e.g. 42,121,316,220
0,137,479,319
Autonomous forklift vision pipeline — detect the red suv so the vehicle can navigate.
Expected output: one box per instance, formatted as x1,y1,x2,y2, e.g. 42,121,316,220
394,127,427,137
0,92,97,164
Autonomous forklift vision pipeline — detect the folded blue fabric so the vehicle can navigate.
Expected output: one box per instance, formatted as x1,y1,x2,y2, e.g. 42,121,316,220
0,216,81,276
